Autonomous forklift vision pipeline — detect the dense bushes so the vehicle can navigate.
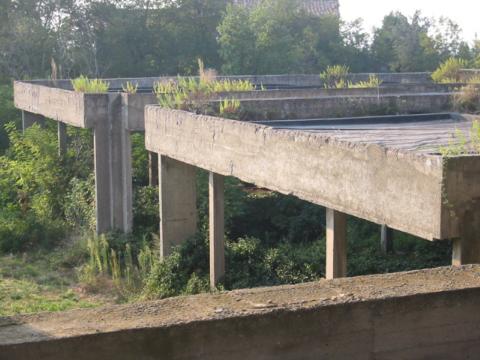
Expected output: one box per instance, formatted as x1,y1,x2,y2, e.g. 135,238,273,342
0,124,67,251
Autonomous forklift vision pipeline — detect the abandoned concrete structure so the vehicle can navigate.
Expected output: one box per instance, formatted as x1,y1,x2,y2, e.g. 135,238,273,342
8,72,480,358
14,73,460,235
13,73,480,286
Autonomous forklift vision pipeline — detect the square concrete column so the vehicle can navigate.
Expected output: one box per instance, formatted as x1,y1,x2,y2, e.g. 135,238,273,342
452,208,480,266
58,122,67,157
93,94,133,234
149,152,159,186
22,111,45,133
209,172,225,288
159,155,197,258
381,225,394,254
326,208,347,280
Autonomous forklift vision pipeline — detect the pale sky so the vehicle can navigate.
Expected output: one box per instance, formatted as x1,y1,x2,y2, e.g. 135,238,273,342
341,0,479,43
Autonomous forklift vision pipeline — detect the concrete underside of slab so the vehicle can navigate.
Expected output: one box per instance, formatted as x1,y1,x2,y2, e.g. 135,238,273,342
1,266,480,360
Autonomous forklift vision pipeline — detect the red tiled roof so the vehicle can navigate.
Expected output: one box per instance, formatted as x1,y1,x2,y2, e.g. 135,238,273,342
231,0,340,16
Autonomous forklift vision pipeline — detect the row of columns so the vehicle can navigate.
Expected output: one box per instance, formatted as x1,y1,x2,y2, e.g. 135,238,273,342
156,156,392,286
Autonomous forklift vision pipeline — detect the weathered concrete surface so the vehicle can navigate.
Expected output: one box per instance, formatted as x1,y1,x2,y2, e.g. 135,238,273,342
443,156,480,263
93,94,133,234
236,93,453,120
14,81,107,128
159,156,197,257
145,107,460,240
2,266,480,360
19,72,436,91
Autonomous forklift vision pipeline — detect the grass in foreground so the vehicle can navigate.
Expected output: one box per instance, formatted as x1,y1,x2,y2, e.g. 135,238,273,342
0,243,112,316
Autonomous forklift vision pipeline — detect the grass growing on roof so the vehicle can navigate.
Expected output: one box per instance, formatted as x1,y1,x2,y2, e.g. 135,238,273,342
71,75,109,93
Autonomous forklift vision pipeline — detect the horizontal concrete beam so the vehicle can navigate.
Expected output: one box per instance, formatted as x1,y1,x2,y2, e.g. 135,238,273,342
236,93,453,121
19,72,436,91
144,107,456,240
14,81,108,128
2,266,480,359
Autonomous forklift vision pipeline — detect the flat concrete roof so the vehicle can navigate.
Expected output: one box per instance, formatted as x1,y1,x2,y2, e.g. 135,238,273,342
256,113,475,154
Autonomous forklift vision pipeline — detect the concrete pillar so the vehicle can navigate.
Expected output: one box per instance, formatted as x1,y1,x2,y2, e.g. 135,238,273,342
326,208,347,280
159,155,197,258
22,111,45,133
58,122,67,157
93,94,133,234
452,209,480,266
149,152,159,186
381,225,394,254
209,172,225,288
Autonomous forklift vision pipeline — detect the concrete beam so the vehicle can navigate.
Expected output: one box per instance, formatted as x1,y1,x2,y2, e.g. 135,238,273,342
381,225,394,254
209,172,225,288
159,156,197,258
58,122,67,157
326,208,347,280
22,111,45,133
144,108,455,241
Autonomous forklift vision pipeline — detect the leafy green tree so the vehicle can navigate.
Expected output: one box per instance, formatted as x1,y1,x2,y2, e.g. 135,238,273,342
218,0,368,75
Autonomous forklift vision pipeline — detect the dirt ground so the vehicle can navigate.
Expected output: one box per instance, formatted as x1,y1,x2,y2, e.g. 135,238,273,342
1,265,480,346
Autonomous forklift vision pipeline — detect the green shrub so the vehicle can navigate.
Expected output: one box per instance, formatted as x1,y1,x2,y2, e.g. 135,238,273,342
122,81,138,94
453,84,480,113
71,76,109,93
320,65,350,88
0,124,68,251
431,58,468,83
349,74,383,88
64,175,95,232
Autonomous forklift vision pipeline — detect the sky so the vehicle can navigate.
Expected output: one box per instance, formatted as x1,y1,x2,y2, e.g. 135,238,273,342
341,0,479,43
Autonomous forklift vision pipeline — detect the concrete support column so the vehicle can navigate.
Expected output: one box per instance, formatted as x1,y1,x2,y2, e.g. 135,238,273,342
159,155,197,258
381,225,394,254
452,209,480,266
149,152,159,186
209,172,225,288
22,111,45,133
93,94,133,234
326,208,347,280
58,122,67,157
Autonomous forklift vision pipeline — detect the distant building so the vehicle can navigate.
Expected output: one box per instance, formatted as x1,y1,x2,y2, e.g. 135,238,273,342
231,0,340,17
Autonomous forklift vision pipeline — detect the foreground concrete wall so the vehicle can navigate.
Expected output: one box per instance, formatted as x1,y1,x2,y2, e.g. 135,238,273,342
145,107,447,240
2,266,480,360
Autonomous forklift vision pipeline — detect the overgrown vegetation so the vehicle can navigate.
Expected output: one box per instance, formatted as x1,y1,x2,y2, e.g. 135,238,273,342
71,76,109,93
439,121,480,156
122,81,138,94
432,58,468,83
154,60,251,117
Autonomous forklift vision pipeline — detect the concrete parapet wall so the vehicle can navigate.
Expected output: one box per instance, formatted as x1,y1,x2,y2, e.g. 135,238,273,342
144,107,449,240
13,81,107,128
237,93,453,120
19,72,436,91
1,266,480,359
